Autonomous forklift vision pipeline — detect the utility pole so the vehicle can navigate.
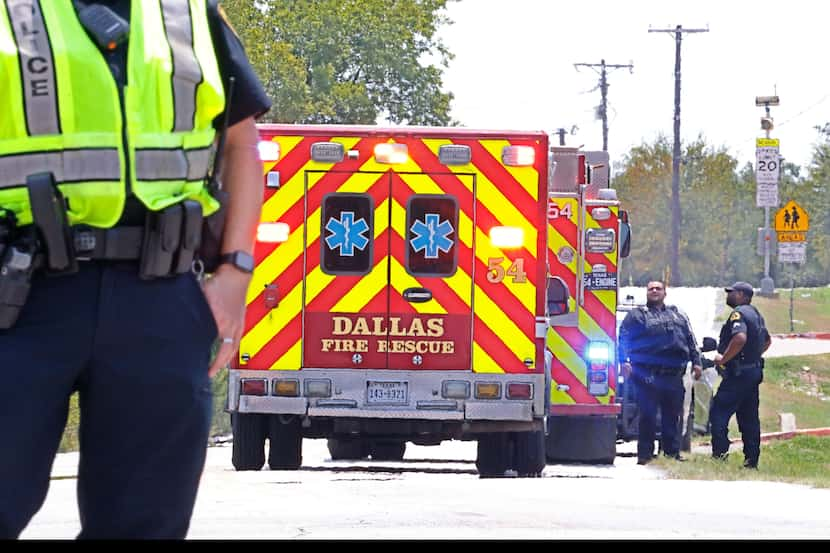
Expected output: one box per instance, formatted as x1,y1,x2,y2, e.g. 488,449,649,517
573,59,633,152
649,25,708,286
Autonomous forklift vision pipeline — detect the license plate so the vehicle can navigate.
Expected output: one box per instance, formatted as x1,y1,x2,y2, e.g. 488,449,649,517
367,381,408,405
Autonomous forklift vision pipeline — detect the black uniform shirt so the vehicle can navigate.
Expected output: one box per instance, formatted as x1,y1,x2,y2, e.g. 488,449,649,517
618,304,702,369
718,304,768,365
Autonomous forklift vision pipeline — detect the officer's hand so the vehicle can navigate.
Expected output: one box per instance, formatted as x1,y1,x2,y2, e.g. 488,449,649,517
692,365,702,381
202,265,253,378
621,362,632,378
713,353,724,366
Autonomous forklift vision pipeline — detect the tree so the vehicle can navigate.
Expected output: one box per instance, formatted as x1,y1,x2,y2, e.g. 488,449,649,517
775,125,830,286
222,0,456,125
614,136,763,286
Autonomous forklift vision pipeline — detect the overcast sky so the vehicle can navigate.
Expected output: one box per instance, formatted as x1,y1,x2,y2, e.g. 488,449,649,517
439,0,828,171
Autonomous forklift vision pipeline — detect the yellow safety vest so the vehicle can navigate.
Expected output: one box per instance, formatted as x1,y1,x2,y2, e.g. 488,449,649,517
0,0,225,227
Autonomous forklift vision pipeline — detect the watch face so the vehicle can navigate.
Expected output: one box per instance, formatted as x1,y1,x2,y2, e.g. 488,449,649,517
236,251,255,272
223,251,254,273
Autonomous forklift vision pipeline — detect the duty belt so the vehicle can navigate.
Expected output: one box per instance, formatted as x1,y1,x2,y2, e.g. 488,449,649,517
635,363,685,376
73,226,143,260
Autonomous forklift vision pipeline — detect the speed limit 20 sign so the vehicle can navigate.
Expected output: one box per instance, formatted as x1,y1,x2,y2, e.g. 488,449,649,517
756,138,780,208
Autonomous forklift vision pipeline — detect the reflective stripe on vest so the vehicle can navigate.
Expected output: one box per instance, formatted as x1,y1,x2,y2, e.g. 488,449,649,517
161,0,202,133
5,0,60,136
0,0,225,227
134,147,213,182
0,149,121,187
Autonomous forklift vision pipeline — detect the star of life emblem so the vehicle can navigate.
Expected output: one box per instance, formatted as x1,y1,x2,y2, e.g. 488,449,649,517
410,213,454,259
325,211,370,256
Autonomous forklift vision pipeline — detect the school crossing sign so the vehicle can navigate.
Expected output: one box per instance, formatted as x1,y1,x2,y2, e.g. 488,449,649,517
774,200,809,264
774,200,809,240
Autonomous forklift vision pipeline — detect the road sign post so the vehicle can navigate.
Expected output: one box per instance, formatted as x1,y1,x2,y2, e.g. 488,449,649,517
756,137,780,296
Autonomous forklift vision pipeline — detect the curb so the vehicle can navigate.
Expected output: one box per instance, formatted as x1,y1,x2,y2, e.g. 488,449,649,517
696,428,830,449
772,332,830,340
757,427,830,443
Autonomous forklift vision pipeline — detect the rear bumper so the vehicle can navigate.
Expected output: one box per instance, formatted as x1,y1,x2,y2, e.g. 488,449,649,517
229,369,545,423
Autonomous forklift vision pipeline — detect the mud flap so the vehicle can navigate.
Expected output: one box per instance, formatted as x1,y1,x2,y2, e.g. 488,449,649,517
546,415,617,464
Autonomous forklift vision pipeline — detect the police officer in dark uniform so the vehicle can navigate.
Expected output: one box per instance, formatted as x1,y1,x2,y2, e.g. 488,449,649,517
618,280,702,465
0,1,270,539
711,281,771,469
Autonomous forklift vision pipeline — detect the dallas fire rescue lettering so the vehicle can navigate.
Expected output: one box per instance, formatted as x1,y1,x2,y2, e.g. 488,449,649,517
320,316,455,354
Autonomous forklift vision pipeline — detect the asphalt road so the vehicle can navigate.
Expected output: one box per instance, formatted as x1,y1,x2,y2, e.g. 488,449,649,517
22,439,830,540
20,287,830,539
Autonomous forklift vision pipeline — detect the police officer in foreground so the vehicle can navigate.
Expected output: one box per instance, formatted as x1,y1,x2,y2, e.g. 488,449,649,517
711,282,771,469
618,280,702,465
0,1,270,539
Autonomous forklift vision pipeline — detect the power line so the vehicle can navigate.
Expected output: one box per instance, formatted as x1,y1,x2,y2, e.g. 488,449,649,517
573,59,633,152
777,93,830,128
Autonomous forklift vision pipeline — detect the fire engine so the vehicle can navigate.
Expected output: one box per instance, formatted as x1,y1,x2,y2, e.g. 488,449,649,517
227,125,631,475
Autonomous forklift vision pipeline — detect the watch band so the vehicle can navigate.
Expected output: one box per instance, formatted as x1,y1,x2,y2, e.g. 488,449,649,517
218,250,254,274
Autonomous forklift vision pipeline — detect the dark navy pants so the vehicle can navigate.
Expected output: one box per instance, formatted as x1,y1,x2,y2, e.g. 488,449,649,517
710,366,762,465
633,370,684,460
0,261,217,539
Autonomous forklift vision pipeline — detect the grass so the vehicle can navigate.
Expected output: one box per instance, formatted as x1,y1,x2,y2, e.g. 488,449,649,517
654,435,830,489
759,354,830,430
669,353,830,488
750,286,830,334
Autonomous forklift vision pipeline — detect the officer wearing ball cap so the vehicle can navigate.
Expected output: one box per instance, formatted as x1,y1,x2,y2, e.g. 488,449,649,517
711,281,771,469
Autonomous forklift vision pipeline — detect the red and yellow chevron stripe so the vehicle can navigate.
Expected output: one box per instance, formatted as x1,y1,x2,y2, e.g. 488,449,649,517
238,126,548,377
547,198,619,410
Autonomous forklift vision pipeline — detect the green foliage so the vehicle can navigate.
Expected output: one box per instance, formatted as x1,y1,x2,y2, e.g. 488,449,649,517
751,288,830,334
615,132,830,287
58,392,80,453
222,0,456,125
655,435,830,488
211,367,231,437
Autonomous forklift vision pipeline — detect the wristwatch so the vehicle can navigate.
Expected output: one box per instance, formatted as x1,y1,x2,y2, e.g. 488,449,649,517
218,251,255,274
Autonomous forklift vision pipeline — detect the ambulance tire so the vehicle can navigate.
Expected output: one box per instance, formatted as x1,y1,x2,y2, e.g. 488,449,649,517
513,430,546,477
476,433,510,478
327,438,369,460
267,415,303,470
369,440,406,461
231,413,266,471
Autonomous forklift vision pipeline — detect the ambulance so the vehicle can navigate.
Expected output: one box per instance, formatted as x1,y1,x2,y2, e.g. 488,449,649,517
227,125,630,475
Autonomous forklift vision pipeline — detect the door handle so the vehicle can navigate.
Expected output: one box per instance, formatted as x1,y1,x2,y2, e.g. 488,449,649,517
402,287,432,303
